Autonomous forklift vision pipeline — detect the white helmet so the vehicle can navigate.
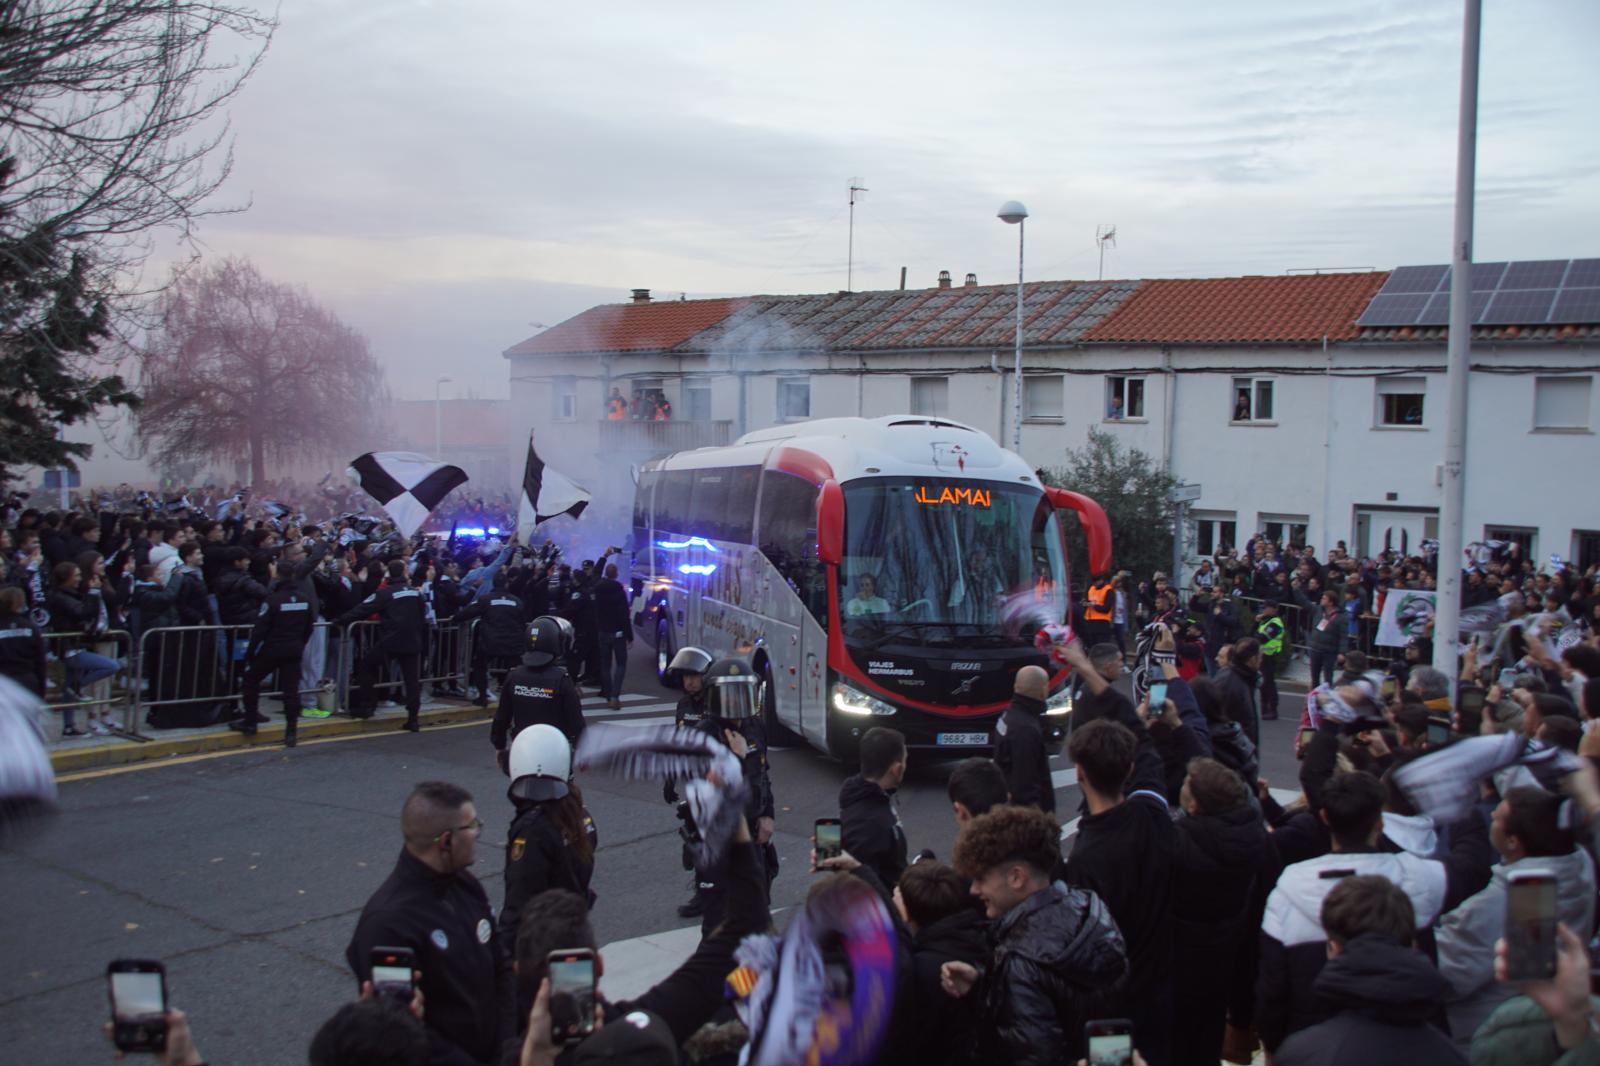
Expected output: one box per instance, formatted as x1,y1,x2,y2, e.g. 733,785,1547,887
507,724,572,802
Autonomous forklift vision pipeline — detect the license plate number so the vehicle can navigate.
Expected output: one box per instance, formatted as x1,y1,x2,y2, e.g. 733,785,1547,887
936,732,989,746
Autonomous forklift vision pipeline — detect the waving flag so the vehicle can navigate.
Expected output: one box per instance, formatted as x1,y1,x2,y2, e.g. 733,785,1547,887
347,452,468,538
517,434,590,541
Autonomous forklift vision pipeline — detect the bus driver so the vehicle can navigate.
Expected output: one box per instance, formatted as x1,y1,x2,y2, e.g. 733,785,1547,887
845,574,891,618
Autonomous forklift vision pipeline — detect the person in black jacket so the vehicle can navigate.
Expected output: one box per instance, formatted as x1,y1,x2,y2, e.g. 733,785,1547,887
347,780,512,1066
231,558,318,746
591,561,631,709
1189,675,1258,788
0,586,47,698
457,571,529,707
995,665,1054,813
1170,758,1270,1066
333,560,427,730
46,561,119,735
1215,638,1264,748
896,860,988,1066
491,616,585,761
1065,718,1180,1066
1273,875,1466,1066
498,723,597,943
941,804,1127,1065
839,726,909,889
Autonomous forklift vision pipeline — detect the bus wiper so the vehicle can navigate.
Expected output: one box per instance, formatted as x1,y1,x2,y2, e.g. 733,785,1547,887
859,622,935,649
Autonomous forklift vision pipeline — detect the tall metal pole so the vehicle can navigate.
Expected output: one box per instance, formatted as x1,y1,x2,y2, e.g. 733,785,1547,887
1013,219,1025,452
847,179,867,292
1432,0,1480,688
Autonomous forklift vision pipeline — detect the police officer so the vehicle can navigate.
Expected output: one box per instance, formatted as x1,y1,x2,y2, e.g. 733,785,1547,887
346,780,512,1065
669,655,777,932
332,559,427,731
456,570,530,706
492,616,585,768
663,645,714,916
1255,597,1286,721
499,724,598,942
230,558,317,746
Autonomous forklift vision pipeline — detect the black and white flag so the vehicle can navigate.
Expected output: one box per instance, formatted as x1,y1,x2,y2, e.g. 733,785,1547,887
347,452,468,538
517,435,590,541
261,499,293,520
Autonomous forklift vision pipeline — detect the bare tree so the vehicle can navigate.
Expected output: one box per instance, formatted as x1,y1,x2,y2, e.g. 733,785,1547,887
137,258,388,483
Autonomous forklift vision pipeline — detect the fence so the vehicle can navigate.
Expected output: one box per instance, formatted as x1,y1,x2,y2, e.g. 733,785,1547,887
43,629,137,737
1202,593,1398,672
41,619,483,744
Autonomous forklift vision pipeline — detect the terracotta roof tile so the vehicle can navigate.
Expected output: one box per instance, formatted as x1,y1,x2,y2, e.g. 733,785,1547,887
503,298,743,356
1084,272,1389,344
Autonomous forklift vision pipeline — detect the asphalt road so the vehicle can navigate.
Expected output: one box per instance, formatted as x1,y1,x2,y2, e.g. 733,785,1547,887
2,651,1304,1065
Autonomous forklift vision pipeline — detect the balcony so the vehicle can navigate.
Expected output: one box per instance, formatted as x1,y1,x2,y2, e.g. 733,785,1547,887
597,419,734,455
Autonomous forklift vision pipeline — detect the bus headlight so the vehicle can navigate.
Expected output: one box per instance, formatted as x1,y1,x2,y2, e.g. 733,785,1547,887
832,683,897,717
1045,688,1073,716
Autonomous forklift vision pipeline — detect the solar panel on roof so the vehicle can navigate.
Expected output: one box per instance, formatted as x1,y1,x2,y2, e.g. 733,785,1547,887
1551,288,1600,323
1416,290,1493,326
1385,265,1448,293
1502,260,1569,289
1356,292,1432,327
1564,260,1600,287
1470,263,1508,291
1482,289,1557,324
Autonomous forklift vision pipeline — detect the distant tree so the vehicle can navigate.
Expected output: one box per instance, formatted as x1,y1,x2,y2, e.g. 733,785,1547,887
1041,428,1177,583
0,1,274,485
137,258,387,483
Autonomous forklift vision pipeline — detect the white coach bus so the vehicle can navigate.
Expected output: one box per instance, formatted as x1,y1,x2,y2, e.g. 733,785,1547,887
629,415,1113,762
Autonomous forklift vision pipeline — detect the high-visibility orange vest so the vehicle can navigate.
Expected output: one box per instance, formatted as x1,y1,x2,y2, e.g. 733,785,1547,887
1085,582,1113,622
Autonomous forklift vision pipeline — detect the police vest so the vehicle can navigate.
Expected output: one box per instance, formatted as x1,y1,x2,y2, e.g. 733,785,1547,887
1257,616,1285,655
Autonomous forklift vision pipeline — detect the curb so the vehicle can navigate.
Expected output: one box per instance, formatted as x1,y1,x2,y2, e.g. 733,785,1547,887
50,703,495,775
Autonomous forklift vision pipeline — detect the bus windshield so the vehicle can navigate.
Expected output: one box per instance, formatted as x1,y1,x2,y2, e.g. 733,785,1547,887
841,478,1068,644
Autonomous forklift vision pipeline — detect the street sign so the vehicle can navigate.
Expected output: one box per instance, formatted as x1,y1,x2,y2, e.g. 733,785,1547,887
1168,483,1202,504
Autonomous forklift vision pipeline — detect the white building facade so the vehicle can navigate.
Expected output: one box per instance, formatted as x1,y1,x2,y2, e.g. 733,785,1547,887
504,271,1600,574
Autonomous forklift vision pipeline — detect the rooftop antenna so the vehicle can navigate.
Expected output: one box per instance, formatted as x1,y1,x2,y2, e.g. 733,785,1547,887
1096,224,1117,281
847,177,868,292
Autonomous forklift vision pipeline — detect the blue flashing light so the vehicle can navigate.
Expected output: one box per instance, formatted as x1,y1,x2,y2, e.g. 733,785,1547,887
657,536,721,553
677,563,718,576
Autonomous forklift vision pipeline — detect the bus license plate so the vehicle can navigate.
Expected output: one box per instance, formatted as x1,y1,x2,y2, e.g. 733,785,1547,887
936,732,989,746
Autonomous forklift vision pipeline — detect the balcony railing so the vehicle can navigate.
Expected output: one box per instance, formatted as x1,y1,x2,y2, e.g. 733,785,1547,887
597,419,733,454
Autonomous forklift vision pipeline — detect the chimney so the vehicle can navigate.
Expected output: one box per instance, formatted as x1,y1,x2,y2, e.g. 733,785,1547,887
964,273,978,287
631,288,652,304
937,270,952,289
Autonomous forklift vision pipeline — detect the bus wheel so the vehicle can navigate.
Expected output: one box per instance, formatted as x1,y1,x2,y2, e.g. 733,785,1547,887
656,617,679,689
759,660,800,748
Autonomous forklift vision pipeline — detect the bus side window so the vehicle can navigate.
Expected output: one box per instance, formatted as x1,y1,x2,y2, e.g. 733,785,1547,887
757,470,826,627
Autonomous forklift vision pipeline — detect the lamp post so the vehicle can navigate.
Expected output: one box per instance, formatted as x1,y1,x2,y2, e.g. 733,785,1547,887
997,200,1028,453
434,374,452,459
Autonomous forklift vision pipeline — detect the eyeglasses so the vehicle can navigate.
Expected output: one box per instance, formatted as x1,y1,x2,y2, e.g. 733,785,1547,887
435,817,483,842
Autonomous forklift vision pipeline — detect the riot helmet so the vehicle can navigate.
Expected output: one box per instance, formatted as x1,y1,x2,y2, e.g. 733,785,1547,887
704,656,760,721
507,724,571,802
526,615,574,667
667,645,713,678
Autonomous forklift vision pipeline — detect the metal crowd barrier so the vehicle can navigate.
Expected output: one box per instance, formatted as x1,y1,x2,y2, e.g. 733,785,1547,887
43,629,138,737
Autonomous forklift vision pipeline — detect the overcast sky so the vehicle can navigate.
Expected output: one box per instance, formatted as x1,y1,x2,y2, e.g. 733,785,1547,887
184,0,1600,400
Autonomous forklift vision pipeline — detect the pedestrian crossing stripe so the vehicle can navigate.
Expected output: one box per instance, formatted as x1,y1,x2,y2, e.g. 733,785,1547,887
582,702,678,720
580,693,656,706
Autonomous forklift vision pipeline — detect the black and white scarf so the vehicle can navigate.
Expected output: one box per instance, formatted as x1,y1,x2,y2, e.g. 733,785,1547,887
1393,732,1584,825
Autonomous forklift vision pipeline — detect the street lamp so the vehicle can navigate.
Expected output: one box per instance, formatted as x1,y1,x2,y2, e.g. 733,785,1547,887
434,375,452,459
997,200,1028,453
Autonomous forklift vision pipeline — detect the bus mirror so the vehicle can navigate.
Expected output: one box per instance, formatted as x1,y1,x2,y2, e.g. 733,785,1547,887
817,480,844,566
1045,487,1113,575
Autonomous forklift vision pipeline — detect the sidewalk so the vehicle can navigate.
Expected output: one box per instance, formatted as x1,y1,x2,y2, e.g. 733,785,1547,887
48,696,493,776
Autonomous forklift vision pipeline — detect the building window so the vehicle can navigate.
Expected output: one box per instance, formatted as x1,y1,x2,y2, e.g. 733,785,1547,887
1486,525,1537,559
1024,375,1063,420
777,378,810,420
1105,375,1144,419
1575,530,1600,573
1376,376,1426,426
1193,512,1238,557
1533,375,1592,430
554,376,576,421
1259,513,1309,548
1231,377,1274,422
684,381,712,422
910,376,948,416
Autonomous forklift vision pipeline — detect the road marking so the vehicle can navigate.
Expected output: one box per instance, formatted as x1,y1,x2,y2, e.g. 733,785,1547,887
605,715,675,728
581,693,655,706
584,701,678,720
1051,767,1077,789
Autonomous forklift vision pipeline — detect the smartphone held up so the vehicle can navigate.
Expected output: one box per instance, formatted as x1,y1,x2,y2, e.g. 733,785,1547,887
815,818,843,865
547,948,597,1044
1505,870,1559,982
107,959,168,1053
369,946,418,1002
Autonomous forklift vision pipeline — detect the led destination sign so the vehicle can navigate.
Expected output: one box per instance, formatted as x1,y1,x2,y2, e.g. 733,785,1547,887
913,485,992,507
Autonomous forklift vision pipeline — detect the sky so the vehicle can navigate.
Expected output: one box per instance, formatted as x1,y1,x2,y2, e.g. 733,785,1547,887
176,0,1600,401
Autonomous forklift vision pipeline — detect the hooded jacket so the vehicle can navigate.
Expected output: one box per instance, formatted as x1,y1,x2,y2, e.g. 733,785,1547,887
1382,812,1441,859
1257,850,1451,1052
975,883,1127,1066
1272,934,1467,1066
907,906,989,1066
1215,659,1261,746
1207,717,1260,787
1469,992,1600,1066
1436,847,1597,1046
839,773,908,889
215,568,269,627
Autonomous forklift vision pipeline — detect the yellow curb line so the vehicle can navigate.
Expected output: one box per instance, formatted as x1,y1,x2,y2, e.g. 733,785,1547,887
50,705,494,776
56,717,492,783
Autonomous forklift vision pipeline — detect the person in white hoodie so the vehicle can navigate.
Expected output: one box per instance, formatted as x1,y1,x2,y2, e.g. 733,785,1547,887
1435,785,1596,1046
